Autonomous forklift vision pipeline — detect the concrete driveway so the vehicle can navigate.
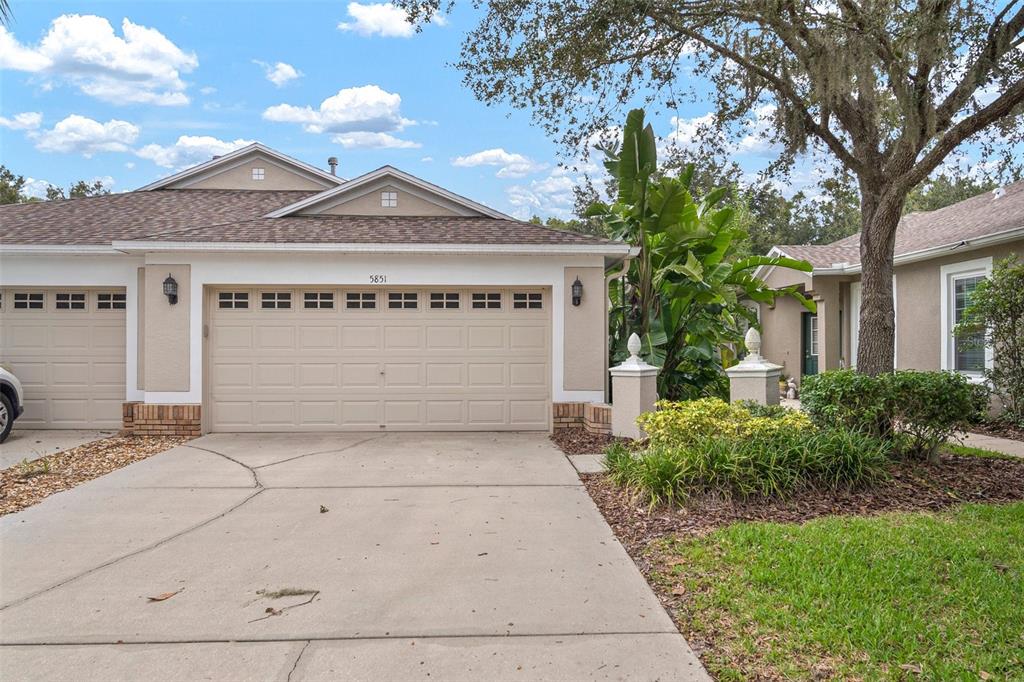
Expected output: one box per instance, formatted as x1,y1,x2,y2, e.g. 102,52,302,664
0,432,707,681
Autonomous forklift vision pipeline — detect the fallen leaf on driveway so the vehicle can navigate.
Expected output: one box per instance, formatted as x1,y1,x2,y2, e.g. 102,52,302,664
147,589,182,602
320,505,329,513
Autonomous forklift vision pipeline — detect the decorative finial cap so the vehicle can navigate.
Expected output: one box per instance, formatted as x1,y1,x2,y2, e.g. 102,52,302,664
744,327,762,357
627,333,641,358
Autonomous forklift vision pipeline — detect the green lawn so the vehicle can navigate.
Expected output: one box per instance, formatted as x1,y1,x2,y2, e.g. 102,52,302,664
944,443,1019,460
656,503,1024,680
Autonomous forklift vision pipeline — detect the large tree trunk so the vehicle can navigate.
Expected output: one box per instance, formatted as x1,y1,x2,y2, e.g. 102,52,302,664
856,185,904,375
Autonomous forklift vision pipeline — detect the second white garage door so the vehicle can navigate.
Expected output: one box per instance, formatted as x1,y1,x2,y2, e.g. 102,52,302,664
206,287,551,431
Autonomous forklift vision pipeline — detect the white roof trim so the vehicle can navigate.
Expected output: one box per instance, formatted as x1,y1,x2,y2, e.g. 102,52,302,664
0,244,123,255
265,166,513,220
136,143,345,191
111,241,631,256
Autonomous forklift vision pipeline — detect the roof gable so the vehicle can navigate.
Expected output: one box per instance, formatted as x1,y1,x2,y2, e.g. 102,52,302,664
266,166,512,219
138,143,344,191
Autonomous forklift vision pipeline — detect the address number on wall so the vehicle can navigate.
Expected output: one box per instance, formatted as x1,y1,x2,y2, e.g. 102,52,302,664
369,274,387,284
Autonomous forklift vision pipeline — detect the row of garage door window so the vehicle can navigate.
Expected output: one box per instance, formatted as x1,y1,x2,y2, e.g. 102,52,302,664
218,291,544,311
1,292,126,311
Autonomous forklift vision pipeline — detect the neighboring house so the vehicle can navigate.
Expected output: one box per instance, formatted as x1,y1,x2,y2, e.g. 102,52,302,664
0,143,630,434
757,181,1023,386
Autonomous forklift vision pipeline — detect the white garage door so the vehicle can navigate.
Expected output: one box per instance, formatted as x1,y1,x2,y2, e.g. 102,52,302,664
206,287,551,432
0,288,127,429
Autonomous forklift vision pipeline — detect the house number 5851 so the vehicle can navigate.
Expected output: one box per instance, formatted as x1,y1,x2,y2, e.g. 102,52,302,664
369,274,387,284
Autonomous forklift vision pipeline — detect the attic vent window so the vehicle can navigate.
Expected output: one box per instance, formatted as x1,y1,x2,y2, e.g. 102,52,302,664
381,191,398,208
251,167,265,181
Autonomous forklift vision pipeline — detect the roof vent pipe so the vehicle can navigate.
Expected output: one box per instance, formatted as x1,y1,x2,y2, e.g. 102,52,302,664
993,186,1006,200
328,157,338,176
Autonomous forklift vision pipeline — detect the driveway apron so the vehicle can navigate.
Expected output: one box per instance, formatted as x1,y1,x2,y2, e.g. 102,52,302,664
0,432,709,681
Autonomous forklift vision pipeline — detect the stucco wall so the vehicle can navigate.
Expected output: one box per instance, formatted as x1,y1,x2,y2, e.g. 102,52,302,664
136,267,145,391
895,239,1023,370
143,264,191,391
177,155,331,191
759,295,805,383
562,266,606,392
318,185,460,216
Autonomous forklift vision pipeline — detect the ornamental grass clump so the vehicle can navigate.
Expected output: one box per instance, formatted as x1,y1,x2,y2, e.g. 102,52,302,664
607,399,891,506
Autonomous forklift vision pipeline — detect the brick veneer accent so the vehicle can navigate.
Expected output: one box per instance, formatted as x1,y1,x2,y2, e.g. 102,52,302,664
553,402,610,435
122,402,201,437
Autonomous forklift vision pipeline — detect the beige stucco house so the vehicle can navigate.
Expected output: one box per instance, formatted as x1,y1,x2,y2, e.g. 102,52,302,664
757,181,1023,386
0,144,632,434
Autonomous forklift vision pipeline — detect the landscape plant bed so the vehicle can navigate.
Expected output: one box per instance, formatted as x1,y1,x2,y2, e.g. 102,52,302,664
0,435,192,516
549,427,632,455
583,452,1024,556
584,456,1024,680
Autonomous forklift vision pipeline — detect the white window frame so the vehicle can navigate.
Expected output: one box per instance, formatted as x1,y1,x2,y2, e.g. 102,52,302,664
939,256,993,380
251,167,265,181
380,191,398,208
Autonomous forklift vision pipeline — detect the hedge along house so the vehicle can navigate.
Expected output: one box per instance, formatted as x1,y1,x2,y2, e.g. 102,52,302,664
757,181,1024,386
0,144,632,435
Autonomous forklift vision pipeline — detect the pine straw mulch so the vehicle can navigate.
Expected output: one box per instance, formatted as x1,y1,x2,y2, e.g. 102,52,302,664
549,427,632,455
969,420,1024,442
582,453,1024,560
0,435,192,516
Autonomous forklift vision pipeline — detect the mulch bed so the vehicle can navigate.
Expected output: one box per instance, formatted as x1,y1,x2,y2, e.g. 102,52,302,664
969,420,1024,442
0,435,192,516
582,453,1024,562
549,427,632,455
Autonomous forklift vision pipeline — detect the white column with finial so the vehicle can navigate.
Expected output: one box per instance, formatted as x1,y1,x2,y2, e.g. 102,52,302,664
608,332,660,439
724,327,783,406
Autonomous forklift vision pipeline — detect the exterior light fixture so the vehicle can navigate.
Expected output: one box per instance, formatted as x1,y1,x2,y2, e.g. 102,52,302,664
571,277,583,306
163,274,179,305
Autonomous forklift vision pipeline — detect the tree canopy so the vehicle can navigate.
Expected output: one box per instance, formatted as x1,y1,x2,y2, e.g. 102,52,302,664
400,0,1024,373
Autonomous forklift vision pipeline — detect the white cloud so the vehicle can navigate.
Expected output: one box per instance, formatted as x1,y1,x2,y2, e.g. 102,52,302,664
451,148,547,178
254,60,302,87
421,156,434,162
0,16,197,106
264,85,413,134
337,2,441,38
135,135,255,169
199,86,217,95
506,171,581,219
31,115,139,156
22,177,53,200
0,111,42,130
331,131,421,149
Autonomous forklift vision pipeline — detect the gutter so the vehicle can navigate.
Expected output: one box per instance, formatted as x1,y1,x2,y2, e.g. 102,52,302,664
0,244,123,256
109,241,633,256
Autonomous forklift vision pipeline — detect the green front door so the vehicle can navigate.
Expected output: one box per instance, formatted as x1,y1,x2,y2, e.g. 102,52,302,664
802,312,819,376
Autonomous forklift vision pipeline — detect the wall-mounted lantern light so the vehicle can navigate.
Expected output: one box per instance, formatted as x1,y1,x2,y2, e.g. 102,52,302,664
163,274,179,305
571,276,583,306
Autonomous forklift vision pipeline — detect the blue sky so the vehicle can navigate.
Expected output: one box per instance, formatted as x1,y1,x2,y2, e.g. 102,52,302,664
0,1,751,219
0,2,1007,218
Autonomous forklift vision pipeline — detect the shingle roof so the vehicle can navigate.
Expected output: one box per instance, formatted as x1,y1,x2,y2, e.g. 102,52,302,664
0,189,317,245
127,215,616,246
798,181,1024,267
0,188,618,247
774,243,861,268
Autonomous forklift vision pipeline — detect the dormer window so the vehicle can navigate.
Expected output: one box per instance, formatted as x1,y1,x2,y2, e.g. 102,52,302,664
251,167,265,181
381,191,398,208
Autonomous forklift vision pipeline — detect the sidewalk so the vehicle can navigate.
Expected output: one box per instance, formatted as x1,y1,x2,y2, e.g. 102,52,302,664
959,432,1024,459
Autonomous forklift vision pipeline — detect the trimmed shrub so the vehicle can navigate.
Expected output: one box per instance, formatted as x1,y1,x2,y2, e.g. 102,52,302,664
605,427,892,505
637,398,812,448
801,369,988,461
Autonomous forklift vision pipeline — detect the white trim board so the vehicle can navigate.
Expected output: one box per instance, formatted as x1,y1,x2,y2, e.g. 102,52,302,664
939,255,993,379
113,241,633,256
265,166,513,220
137,143,344,191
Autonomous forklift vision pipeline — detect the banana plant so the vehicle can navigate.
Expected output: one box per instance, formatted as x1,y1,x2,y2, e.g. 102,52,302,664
591,108,815,399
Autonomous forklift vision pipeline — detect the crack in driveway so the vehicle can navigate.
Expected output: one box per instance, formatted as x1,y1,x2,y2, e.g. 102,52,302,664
0,435,382,612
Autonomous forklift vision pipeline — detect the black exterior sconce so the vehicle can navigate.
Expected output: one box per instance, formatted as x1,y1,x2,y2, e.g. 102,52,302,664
571,276,583,306
163,274,179,305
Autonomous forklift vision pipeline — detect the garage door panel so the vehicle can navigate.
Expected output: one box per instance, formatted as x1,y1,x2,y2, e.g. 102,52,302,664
1,288,126,429
341,363,381,388
207,287,550,432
